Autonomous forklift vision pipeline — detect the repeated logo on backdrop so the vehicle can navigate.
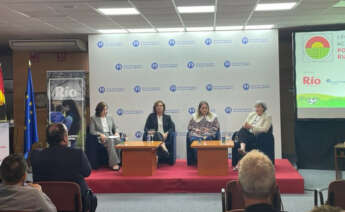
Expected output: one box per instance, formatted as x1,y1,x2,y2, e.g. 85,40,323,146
132,40,140,47
97,41,104,48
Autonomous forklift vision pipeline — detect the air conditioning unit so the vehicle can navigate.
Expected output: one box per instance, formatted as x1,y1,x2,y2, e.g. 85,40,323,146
9,39,87,52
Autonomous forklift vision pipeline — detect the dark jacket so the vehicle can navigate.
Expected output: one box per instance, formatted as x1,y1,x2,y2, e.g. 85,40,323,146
31,145,91,196
144,113,175,134
245,203,277,212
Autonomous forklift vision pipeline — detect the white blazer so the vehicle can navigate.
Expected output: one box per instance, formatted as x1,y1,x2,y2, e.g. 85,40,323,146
244,111,272,134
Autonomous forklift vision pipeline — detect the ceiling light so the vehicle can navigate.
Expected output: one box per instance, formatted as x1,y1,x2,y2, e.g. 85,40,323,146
216,26,243,31
157,28,185,32
98,8,139,15
98,29,128,33
177,6,215,14
128,28,156,33
245,25,274,30
255,3,297,11
186,27,213,32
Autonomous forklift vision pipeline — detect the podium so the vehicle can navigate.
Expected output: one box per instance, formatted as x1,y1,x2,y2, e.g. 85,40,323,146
116,141,162,176
191,140,234,176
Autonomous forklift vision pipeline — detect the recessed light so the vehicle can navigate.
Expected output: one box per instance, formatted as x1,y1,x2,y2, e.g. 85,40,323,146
98,29,128,33
98,8,140,15
128,28,156,33
157,28,185,32
216,26,243,31
255,3,297,11
186,27,213,32
245,25,274,30
177,6,215,14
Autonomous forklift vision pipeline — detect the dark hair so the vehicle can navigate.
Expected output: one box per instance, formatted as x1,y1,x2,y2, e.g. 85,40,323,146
95,102,108,117
197,101,210,117
0,154,27,184
46,123,67,146
56,105,64,112
62,100,81,135
153,100,165,114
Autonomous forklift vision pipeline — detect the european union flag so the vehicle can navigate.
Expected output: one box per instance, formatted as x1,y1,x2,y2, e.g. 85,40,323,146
24,64,38,159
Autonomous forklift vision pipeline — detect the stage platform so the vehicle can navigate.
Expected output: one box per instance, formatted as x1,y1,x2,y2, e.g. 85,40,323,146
86,159,304,194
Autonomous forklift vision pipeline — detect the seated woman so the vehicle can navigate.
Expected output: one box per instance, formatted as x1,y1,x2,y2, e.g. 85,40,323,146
188,101,220,141
144,100,175,164
89,102,121,171
233,101,272,169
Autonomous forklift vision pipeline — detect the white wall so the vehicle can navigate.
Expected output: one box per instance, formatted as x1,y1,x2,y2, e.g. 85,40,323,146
89,30,282,158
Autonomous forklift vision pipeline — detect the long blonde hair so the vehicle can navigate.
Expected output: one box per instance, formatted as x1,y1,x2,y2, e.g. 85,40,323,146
196,101,210,118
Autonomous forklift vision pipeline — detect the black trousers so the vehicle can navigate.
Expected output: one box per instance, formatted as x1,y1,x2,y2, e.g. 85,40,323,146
232,128,257,166
146,132,169,162
238,127,256,145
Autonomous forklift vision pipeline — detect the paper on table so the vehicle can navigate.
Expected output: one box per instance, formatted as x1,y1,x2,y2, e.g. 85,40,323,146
108,135,120,139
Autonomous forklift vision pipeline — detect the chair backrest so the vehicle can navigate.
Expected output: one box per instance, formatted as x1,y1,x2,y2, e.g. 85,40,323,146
226,180,245,210
225,180,282,211
36,181,83,212
327,180,345,209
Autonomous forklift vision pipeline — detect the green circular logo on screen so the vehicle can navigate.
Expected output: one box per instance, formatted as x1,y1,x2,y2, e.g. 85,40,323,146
305,36,330,59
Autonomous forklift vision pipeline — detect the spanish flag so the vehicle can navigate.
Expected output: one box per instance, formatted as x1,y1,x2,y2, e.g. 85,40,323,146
0,64,5,106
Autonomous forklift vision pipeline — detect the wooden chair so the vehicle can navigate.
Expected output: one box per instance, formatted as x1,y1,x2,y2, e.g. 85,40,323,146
319,180,345,209
221,180,282,212
36,181,83,212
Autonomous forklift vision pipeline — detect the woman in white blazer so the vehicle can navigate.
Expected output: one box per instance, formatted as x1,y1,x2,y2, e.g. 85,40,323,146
89,102,121,171
237,101,272,155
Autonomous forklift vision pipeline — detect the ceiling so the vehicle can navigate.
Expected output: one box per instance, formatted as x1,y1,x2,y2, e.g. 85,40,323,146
0,0,344,47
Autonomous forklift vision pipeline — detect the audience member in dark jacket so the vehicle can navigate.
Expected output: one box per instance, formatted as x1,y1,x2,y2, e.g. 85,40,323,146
31,123,97,212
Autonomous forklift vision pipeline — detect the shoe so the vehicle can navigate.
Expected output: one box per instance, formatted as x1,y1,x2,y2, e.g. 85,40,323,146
238,148,246,156
233,167,238,171
112,165,120,171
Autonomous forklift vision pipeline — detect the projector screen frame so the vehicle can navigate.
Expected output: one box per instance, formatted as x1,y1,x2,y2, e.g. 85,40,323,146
292,27,345,120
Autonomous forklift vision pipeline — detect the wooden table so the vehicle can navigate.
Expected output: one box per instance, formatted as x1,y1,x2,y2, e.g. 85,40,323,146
334,143,345,180
191,140,234,176
116,141,162,176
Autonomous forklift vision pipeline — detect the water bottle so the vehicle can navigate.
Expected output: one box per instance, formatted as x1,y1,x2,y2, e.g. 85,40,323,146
221,136,226,144
146,134,150,142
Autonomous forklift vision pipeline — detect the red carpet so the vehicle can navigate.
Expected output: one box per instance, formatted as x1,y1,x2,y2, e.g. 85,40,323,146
86,159,304,194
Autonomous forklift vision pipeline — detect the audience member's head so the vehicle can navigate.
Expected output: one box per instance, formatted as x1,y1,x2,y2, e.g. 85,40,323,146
239,150,276,206
310,205,343,212
46,123,68,146
56,104,64,113
0,154,27,185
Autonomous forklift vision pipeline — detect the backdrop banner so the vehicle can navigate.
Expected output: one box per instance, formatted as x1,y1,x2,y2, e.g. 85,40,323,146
89,30,282,158
47,71,86,149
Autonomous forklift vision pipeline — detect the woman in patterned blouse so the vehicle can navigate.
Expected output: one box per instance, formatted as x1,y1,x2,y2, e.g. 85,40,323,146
187,101,220,141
